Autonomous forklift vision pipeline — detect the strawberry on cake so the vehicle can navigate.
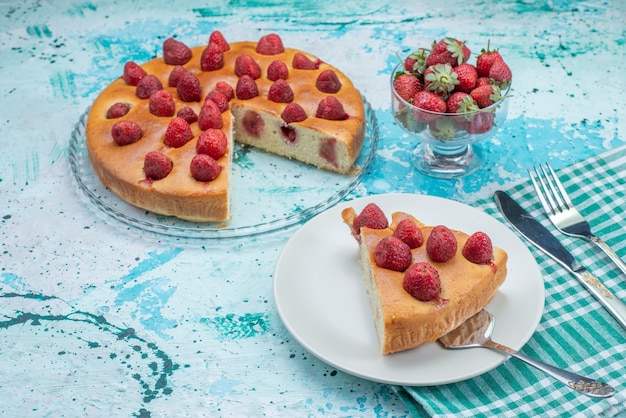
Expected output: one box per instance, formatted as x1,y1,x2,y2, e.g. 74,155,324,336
85,32,365,222
342,203,508,354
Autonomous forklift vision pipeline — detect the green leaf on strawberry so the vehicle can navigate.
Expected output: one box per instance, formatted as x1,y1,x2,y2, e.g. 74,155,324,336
424,63,459,98
430,117,458,141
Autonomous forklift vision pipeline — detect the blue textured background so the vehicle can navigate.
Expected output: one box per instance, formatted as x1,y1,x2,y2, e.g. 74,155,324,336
1,1,624,416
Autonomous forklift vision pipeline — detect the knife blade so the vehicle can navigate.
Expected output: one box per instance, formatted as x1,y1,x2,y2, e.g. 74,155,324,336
494,190,626,330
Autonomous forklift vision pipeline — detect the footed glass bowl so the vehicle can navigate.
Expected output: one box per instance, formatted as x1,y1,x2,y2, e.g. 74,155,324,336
391,62,510,178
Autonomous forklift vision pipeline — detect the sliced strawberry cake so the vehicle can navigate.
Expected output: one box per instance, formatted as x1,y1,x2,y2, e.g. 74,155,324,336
86,32,365,222
342,203,508,354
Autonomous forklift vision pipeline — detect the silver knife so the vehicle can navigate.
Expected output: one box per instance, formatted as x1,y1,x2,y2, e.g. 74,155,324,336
494,190,626,330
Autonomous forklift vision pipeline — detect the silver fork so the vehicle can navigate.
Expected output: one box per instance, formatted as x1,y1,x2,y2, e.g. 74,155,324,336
529,163,626,278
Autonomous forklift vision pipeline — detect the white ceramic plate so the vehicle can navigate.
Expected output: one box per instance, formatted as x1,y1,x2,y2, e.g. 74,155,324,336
273,193,545,386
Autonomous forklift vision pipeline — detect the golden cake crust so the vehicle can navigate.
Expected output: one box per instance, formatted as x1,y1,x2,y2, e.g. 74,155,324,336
86,40,365,222
342,208,508,354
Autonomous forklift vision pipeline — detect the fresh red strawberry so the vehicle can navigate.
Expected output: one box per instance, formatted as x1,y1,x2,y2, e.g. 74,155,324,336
403,262,441,301
354,203,388,233
176,106,198,124
234,54,261,79
162,37,192,65
489,59,512,88
316,70,342,94
215,81,234,101
196,128,228,159
190,154,221,182
475,76,492,88
281,103,307,123
426,225,458,262
198,99,223,130
412,90,447,112
424,63,458,97
315,96,347,120
256,33,284,55
476,43,503,77
393,73,421,101
168,65,187,87
453,63,477,93
411,90,446,122
404,48,428,76
446,91,479,113
267,60,289,81
111,120,142,145
268,79,294,103
206,90,229,113
208,30,230,53
374,236,412,272
200,42,224,71
292,52,319,70
467,111,494,134
393,218,423,249
426,51,457,68
462,231,493,264
470,84,497,108
404,55,417,73
136,74,163,99
106,102,131,119
143,151,172,180
426,37,470,67
122,61,146,86
176,71,202,102
149,89,175,117
164,116,193,147
446,91,469,113
398,38,512,129
235,74,259,100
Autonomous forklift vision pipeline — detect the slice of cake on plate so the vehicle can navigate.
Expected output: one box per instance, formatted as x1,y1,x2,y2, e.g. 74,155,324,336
342,203,508,354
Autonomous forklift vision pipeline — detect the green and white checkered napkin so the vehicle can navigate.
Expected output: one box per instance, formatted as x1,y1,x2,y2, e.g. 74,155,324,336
394,146,626,417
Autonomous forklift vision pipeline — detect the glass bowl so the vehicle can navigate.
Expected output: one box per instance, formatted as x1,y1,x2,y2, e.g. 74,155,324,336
390,62,510,178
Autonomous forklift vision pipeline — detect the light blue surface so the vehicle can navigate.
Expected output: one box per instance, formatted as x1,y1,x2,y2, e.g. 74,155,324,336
1,1,625,416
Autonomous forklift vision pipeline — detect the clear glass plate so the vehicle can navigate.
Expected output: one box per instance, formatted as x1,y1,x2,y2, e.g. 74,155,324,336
69,98,378,239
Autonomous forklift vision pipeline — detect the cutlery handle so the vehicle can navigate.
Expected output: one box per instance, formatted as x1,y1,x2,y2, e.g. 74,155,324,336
483,340,614,398
576,270,626,330
590,235,626,278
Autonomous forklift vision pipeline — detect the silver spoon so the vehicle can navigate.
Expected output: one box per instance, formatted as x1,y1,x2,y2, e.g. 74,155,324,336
438,310,614,398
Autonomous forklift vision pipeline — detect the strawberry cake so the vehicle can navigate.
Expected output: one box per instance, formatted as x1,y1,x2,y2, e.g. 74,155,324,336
85,32,365,222
342,204,508,354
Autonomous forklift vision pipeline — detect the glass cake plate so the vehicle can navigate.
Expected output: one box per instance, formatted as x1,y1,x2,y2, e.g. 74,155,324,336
69,98,378,239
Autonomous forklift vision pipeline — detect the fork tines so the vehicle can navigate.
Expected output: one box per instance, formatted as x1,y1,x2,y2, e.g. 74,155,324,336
529,163,573,216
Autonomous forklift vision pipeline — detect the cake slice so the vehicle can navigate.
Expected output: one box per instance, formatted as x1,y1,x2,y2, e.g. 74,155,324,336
342,204,508,354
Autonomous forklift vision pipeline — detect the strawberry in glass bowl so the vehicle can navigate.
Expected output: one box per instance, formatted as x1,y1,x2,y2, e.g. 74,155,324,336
391,38,511,178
